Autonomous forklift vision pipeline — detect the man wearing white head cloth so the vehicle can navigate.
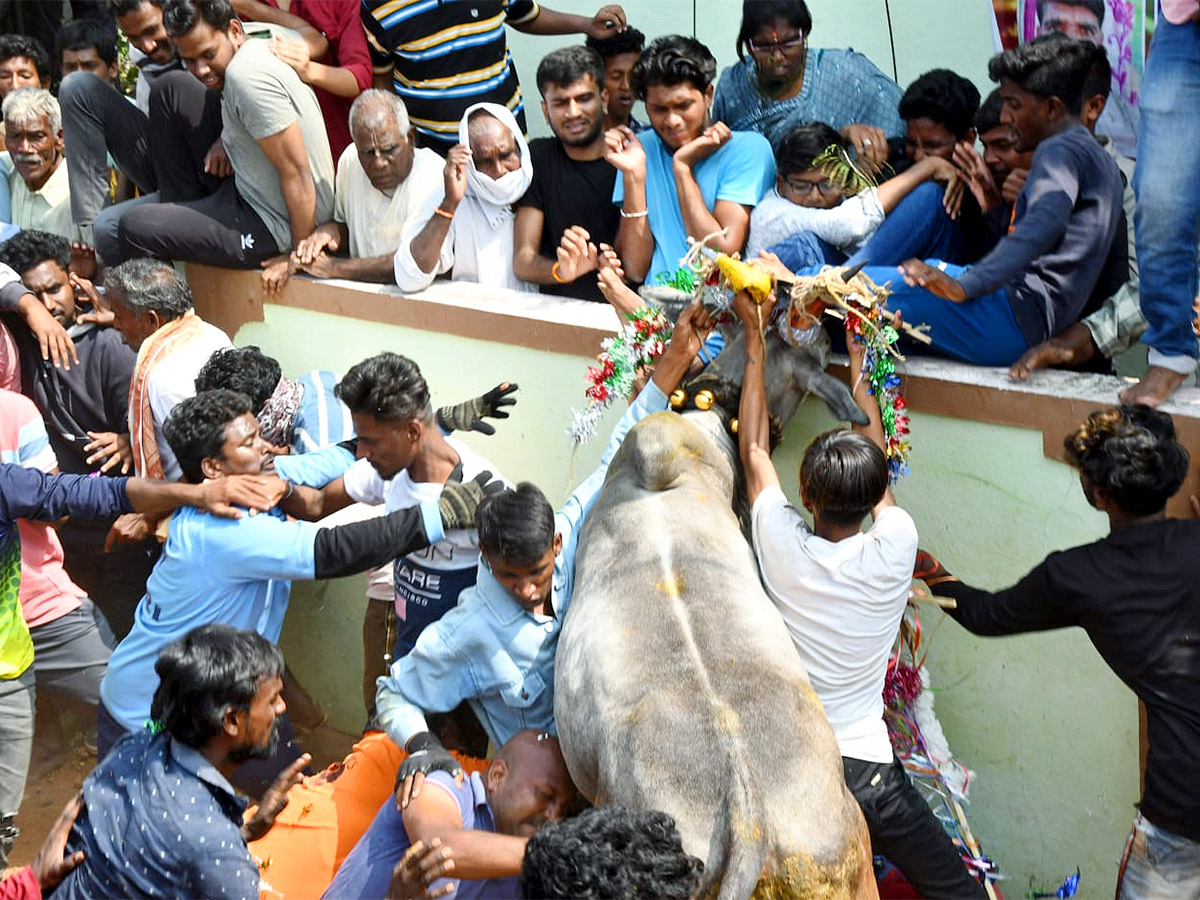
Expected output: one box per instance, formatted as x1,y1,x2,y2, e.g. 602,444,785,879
393,103,536,294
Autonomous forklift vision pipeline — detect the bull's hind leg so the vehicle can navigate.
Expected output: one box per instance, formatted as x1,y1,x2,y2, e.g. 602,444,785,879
850,807,880,900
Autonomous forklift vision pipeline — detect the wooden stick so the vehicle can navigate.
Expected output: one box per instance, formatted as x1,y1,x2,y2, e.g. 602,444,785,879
908,591,958,610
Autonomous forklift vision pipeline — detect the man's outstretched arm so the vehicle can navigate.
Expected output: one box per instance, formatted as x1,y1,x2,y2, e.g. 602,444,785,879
403,784,528,884
0,464,280,524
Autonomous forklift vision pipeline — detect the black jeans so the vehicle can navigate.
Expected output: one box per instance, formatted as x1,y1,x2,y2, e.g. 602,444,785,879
118,177,279,269
843,756,986,899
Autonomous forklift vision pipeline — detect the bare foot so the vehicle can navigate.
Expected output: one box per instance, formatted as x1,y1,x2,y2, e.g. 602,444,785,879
1118,365,1188,407
1009,323,1096,381
597,266,644,317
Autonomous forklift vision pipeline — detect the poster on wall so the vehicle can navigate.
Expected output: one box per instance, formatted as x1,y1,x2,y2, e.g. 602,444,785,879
990,0,1156,157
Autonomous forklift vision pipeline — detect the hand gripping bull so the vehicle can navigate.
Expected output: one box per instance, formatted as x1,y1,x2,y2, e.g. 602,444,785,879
555,332,876,899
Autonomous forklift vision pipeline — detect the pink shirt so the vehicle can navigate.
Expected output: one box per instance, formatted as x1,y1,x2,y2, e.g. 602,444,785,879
1162,0,1199,24
0,389,85,628
0,320,20,392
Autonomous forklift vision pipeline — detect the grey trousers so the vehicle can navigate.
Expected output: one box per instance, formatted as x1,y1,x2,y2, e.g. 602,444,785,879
59,71,156,229
28,597,114,705
0,666,35,866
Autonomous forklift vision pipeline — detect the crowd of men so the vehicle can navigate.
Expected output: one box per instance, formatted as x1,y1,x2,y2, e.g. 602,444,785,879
0,0,1197,897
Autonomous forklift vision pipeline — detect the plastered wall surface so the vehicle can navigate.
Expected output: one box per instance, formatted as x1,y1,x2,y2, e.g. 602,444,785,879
239,305,1137,898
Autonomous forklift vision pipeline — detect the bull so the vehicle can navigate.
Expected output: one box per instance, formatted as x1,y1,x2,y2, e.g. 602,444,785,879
555,327,876,899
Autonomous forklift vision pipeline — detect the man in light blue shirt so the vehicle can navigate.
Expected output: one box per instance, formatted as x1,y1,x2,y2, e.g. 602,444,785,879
96,389,499,778
377,301,714,797
608,35,775,287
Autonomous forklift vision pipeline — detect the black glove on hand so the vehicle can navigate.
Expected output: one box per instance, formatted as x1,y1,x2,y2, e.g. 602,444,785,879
397,731,462,787
436,382,519,435
438,470,504,531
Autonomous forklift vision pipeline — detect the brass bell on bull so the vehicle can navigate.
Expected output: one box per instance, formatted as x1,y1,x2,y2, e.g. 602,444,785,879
694,390,714,411
669,389,687,410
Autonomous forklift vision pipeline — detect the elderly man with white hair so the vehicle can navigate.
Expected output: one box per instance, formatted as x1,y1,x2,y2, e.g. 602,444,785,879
283,90,443,288
3,87,82,243
394,103,535,293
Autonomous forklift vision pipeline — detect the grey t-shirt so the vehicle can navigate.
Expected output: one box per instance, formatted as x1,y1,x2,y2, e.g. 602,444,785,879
221,31,335,252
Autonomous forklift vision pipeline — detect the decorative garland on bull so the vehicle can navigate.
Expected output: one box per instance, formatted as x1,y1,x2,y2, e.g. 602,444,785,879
569,239,922,484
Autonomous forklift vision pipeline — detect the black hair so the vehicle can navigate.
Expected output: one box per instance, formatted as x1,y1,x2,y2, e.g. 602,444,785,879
150,624,284,749
476,482,555,567
163,388,254,484
56,17,119,68
974,87,1005,133
1063,405,1189,516
105,258,194,320
585,27,645,61
735,0,812,63
0,229,70,277
521,806,704,900
161,0,235,38
1036,0,1105,26
987,35,1095,115
774,121,845,176
0,35,51,82
335,352,430,423
100,0,165,17
1081,40,1111,101
630,35,717,100
195,346,282,412
800,429,888,528
898,68,981,139
536,46,605,96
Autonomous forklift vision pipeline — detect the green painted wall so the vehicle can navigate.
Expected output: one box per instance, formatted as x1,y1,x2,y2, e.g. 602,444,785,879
240,305,1137,898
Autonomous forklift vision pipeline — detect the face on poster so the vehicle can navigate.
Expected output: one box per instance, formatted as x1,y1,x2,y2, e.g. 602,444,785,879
1022,0,1152,104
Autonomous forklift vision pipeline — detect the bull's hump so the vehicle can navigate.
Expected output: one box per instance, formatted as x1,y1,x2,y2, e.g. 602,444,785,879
614,411,733,494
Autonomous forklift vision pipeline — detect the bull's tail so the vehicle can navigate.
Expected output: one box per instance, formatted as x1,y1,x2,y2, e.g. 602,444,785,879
701,755,771,900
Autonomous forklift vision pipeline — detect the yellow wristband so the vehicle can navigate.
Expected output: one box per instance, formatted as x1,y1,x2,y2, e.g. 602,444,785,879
551,262,568,284
433,207,454,220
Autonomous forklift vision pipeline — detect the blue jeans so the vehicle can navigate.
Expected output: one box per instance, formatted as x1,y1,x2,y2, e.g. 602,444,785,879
859,262,1030,366
1135,13,1200,371
769,230,845,271
1116,812,1200,900
848,182,965,268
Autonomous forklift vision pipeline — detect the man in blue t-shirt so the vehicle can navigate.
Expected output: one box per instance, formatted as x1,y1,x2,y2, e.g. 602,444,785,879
96,389,500,787
606,35,775,286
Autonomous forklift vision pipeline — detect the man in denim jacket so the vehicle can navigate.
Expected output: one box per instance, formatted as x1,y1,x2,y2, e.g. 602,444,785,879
376,302,713,797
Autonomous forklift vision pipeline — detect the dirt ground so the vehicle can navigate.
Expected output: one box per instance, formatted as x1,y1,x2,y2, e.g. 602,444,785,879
9,724,358,867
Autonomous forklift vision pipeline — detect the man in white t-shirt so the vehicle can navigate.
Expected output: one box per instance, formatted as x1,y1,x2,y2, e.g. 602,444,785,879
732,288,985,899
284,91,443,288
280,352,509,739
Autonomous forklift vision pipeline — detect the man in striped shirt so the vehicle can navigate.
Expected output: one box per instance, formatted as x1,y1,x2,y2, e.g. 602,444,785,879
362,0,627,154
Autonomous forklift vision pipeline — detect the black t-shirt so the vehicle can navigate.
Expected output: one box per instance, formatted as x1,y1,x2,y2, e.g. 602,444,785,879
939,518,1200,841
3,316,135,474
520,138,619,302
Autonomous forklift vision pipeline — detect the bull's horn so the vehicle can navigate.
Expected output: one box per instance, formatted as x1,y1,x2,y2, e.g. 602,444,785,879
840,260,868,282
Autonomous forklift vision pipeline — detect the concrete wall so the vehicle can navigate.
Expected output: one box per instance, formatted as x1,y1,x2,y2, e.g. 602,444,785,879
224,294,1150,898
506,0,1001,139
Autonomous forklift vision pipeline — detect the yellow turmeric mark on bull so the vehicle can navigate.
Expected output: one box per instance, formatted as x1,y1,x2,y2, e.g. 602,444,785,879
655,572,686,598
714,705,741,735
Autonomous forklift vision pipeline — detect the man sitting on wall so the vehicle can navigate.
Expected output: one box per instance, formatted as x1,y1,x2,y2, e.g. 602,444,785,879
856,38,1124,367
117,0,335,275
393,103,534,294
514,46,623,303
607,35,775,287
283,91,443,289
